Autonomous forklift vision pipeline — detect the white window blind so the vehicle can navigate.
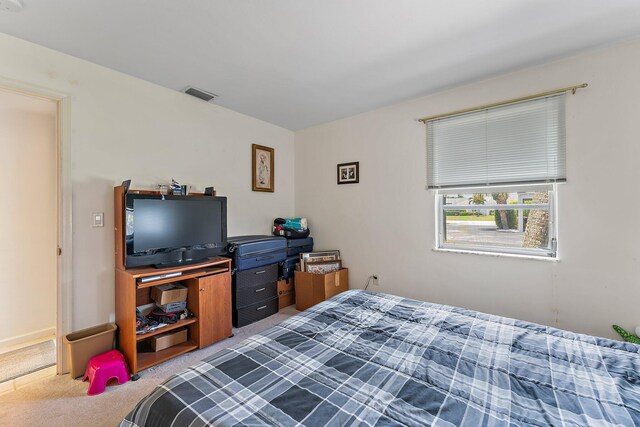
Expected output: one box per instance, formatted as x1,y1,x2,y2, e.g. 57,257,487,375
426,93,566,189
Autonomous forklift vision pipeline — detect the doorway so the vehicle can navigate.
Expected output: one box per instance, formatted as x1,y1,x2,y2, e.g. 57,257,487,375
0,88,59,390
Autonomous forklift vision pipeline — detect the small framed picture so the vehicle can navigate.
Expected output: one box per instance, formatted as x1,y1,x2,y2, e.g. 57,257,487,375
252,144,274,192
337,162,359,185
306,260,342,274
300,250,341,272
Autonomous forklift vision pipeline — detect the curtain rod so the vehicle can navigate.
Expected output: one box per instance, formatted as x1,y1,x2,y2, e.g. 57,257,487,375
417,83,588,123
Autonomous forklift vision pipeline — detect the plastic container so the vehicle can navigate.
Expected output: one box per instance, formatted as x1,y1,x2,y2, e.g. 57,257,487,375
63,323,117,379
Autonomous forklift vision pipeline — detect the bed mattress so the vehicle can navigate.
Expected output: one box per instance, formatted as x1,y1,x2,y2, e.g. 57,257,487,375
120,289,640,426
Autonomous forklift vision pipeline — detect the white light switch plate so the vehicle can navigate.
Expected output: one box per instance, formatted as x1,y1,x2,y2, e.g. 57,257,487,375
92,212,104,227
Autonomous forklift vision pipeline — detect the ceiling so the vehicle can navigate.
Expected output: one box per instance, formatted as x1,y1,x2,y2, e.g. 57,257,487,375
1,1,640,130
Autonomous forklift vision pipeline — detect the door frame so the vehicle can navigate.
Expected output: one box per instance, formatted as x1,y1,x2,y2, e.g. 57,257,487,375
0,77,72,374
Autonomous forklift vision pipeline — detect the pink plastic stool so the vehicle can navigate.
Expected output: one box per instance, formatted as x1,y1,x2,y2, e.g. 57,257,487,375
82,349,130,395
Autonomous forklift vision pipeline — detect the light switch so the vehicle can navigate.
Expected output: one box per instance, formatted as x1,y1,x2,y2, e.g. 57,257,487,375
92,212,104,227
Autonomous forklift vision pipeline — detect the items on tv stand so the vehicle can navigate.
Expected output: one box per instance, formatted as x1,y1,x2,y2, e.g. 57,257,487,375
115,258,232,374
113,184,232,375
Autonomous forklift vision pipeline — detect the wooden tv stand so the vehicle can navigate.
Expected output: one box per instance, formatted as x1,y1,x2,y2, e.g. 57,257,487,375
115,258,232,374
113,185,232,375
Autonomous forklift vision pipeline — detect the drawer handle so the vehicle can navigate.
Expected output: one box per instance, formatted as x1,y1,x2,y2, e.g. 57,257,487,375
256,305,267,311
255,270,266,275
255,287,266,293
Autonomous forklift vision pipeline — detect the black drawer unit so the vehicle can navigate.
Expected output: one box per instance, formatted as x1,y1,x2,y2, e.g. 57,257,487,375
235,264,278,290
233,296,279,328
234,281,277,308
232,263,279,327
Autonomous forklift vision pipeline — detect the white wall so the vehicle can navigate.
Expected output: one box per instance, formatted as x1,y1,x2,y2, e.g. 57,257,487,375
2,30,637,341
0,33,295,332
295,39,640,339
0,90,57,346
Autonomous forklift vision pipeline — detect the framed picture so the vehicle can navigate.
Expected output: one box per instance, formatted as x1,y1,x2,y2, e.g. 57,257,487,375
252,144,274,192
300,250,341,272
337,161,359,185
306,260,342,275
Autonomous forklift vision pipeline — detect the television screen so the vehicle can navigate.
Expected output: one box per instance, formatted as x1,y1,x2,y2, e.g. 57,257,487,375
133,199,222,252
124,194,227,268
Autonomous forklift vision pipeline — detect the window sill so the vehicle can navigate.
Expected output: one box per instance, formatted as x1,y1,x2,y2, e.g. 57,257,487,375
433,247,559,262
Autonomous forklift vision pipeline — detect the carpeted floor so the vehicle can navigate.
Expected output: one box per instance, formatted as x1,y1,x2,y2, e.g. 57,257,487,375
0,340,56,383
0,306,298,427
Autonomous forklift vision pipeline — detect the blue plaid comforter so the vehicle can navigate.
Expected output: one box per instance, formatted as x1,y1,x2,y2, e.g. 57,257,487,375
121,290,640,426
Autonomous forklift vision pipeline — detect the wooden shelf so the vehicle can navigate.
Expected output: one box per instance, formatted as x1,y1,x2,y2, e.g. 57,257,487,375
136,267,229,289
124,256,231,279
137,340,198,371
135,318,197,342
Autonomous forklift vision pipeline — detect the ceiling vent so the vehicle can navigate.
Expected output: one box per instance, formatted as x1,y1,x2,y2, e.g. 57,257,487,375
0,0,23,12
181,86,218,102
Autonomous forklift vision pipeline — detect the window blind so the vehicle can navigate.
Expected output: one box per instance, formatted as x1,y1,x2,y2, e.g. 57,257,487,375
426,93,566,189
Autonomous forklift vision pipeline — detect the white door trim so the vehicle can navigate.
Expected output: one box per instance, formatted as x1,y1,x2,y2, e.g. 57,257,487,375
0,76,72,375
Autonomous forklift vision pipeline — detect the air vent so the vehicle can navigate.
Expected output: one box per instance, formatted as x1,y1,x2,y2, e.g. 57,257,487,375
0,0,23,12
181,86,218,102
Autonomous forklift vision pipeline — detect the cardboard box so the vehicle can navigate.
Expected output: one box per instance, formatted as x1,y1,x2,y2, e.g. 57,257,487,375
277,278,295,295
156,300,187,313
278,278,296,309
148,328,187,352
279,292,295,309
294,268,348,311
151,283,188,305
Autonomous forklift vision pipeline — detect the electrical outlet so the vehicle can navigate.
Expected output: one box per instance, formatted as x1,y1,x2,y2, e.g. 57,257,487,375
371,274,379,286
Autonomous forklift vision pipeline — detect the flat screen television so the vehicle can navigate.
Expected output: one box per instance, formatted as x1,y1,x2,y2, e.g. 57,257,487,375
124,193,227,268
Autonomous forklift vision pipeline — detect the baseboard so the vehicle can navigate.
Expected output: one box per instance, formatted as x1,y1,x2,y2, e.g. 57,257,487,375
15,365,57,389
0,379,14,395
0,328,56,354
0,365,56,396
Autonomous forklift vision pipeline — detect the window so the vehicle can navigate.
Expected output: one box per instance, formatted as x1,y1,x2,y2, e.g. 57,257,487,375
436,187,556,257
425,93,566,258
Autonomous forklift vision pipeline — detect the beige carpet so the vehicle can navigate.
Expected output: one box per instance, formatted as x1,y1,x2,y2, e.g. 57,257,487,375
0,340,56,383
0,306,298,427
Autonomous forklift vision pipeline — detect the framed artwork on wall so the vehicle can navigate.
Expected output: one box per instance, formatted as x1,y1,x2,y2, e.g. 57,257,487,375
252,144,274,192
337,161,359,184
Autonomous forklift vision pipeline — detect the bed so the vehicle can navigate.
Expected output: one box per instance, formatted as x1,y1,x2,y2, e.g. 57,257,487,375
120,290,640,426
